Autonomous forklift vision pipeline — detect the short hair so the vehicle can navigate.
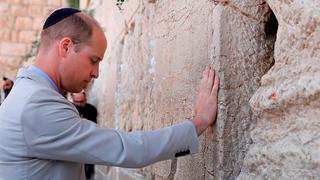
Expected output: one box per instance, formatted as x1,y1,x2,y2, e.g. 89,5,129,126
40,13,98,51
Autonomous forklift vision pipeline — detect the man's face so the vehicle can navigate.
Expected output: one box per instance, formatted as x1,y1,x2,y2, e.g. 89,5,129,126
72,93,86,107
60,27,107,93
3,80,13,90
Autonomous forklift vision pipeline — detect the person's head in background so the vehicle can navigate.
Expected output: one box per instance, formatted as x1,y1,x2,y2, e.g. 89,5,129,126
35,8,107,93
72,92,87,108
2,77,14,98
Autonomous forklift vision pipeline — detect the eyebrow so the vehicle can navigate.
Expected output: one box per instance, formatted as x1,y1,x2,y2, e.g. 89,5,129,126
91,55,102,61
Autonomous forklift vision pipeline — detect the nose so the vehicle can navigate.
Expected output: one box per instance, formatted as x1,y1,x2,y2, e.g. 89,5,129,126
91,64,99,79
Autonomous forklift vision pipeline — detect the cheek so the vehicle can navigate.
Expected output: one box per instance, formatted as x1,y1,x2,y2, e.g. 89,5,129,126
68,55,93,79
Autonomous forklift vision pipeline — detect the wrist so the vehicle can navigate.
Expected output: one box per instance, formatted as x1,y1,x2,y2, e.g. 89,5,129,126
191,117,205,136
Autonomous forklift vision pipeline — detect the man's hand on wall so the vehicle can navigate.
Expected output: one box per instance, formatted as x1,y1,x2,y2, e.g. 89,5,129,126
193,66,219,136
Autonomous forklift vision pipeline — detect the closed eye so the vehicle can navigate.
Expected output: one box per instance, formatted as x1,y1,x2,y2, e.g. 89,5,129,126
90,57,99,64
90,56,102,64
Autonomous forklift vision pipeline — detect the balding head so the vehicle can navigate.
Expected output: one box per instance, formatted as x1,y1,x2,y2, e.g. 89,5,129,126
40,11,101,51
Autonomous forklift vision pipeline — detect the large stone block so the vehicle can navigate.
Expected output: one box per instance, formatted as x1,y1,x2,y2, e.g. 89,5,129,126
10,30,19,42
10,5,28,16
18,30,36,43
30,0,44,5
15,17,33,30
47,0,62,7
20,0,29,5
209,0,276,179
240,0,320,179
29,5,43,17
84,0,319,179
7,0,21,4
0,2,9,15
0,30,11,41
88,0,275,179
0,55,21,68
0,42,26,56
0,16,15,29
32,17,44,30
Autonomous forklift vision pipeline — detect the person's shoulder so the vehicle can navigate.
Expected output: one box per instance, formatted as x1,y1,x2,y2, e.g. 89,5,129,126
86,103,96,109
85,103,97,113
19,81,61,101
12,77,69,109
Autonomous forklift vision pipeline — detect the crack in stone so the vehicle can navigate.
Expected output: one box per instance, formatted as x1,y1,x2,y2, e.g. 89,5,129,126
168,158,178,179
212,0,259,21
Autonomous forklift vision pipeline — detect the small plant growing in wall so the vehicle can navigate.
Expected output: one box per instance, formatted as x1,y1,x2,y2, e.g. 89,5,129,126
116,0,155,11
22,35,40,62
67,0,95,17
83,8,95,17
67,0,79,8
116,0,127,10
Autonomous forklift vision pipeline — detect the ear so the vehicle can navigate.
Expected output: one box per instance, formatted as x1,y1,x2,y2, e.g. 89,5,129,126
58,37,73,58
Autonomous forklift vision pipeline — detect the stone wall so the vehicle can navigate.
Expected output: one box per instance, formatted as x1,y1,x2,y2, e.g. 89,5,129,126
1,0,316,179
1,1,318,178
240,0,320,179
84,0,272,179
0,0,66,78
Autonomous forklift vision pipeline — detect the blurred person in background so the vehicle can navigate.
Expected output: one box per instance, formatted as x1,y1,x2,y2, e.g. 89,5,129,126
0,76,14,105
72,92,97,180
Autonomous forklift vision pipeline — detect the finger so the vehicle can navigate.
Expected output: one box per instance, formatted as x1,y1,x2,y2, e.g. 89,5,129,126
211,74,219,95
203,66,209,80
207,68,214,93
200,66,210,89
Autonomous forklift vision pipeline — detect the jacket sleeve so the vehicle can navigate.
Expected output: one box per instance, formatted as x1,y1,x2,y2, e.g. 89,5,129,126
21,89,199,168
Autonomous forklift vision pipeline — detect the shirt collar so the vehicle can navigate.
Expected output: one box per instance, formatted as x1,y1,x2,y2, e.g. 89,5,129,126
29,65,59,93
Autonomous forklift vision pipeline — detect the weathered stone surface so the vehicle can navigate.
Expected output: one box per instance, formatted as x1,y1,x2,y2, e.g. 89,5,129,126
20,0,29,6
0,16,15,29
10,30,19,42
32,17,44,30
15,17,33,30
47,0,62,7
19,30,36,43
7,0,21,4
87,0,275,179
0,0,313,179
151,1,216,179
240,0,320,179
210,0,276,179
30,0,44,5
11,5,28,16
29,5,43,17
0,42,26,56
0,55,21,77
0,2,10,15
0,56,21,67
0,0,64,78
0,30,11,41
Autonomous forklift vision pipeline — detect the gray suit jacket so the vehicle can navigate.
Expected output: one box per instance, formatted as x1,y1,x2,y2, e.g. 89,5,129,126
0,66,199,180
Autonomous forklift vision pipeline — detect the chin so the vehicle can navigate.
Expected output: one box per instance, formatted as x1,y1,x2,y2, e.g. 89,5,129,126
68,87,83,93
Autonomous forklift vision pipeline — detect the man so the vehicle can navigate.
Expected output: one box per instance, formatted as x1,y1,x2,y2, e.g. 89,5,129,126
0,76,14,104
0,8,219,179
72,92,97,179
72,92,97,123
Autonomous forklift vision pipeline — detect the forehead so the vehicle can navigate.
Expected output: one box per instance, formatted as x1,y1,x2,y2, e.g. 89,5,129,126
86,27,107,58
